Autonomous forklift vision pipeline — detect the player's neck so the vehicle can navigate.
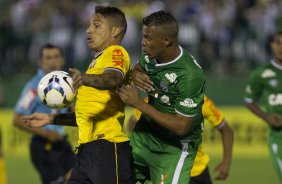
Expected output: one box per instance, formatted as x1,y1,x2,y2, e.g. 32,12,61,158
158,46,181,63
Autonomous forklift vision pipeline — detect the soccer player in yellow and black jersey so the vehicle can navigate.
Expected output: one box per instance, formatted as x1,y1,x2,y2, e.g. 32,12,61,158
127,96,234,184
22,6,134,184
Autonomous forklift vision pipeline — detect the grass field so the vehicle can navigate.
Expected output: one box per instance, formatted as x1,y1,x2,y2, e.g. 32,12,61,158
5,155,279,184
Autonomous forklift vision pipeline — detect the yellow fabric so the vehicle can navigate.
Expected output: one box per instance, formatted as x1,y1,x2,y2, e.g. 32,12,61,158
76,45,131,144
132,96,225,177
0,158,6,184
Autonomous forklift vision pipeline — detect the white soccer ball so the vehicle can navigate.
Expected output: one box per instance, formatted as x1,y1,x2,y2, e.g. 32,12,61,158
38,71,75,109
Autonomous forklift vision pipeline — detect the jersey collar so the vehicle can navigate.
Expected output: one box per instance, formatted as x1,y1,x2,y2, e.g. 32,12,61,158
271,59,282,70
155,46,183,66
95,51,103,59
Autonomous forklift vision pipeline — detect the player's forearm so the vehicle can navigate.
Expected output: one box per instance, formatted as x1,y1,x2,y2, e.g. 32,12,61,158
137,101,192,136
52,112,77,127
82,72,122,90
245,102,268,122
220,123,234,166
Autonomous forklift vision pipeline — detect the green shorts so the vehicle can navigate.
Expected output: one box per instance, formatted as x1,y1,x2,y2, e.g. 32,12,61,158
268,129,282,182
130,130,201,184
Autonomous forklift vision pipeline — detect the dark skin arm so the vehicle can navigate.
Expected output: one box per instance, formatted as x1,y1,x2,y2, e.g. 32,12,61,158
214,122,234,180
245,102,282,128
117,85,194,137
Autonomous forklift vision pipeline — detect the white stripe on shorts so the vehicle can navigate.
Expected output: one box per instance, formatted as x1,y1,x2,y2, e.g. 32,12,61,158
171,142,189,184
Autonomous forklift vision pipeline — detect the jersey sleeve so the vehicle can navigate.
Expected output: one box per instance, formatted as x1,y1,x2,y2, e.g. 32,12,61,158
202,96,225,127
175,76,205,117
244,69,263,103
102,46,131,78
14,83,37,115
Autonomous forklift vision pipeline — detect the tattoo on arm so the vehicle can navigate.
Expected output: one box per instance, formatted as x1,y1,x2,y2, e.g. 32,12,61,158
83,71,123,90
53,112,77,127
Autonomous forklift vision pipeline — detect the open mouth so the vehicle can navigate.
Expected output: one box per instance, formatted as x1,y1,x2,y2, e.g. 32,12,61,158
87,36,92,43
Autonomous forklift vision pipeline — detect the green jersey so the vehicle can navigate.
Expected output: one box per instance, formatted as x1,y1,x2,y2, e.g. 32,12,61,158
137,46,206,141
245,60,282,116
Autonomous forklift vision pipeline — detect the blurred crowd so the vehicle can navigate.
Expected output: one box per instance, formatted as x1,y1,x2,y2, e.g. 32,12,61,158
0,0,282,78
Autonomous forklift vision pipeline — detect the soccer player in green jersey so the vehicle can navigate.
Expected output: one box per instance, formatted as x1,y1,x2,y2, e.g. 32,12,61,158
117,10,205,184
245,31,282,182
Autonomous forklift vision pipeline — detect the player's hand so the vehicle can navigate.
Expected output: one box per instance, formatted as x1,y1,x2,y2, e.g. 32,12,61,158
22,112,53,128
265,113,282,129
132,70,154,92
69,68,83,92
117,84,142,108
44,130,63,142
214,162,230,180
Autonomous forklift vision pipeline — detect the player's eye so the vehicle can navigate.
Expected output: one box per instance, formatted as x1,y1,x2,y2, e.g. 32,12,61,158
94,23,100,28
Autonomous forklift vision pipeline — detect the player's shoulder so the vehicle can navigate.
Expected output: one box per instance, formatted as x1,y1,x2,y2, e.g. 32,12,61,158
251,63,274,78
104,45,129,55
181,49,202,70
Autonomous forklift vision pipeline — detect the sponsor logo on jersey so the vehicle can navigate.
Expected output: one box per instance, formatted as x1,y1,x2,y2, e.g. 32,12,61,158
160,95,170,105
261,69,276,78
165,73,177,83
160,81,168,92
112,49,124,68
269,79,279,87
180,98,197,107
269,93,282,105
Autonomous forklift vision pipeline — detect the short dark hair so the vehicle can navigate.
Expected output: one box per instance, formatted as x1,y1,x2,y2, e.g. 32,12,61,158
95,6,127,39
143,10,178,37
271,31,282,43
39,43,63,58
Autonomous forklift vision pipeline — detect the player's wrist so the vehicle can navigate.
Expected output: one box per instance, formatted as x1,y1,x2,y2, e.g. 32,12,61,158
48,114,55,124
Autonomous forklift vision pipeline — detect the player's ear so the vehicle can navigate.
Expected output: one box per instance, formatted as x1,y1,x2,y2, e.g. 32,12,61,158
164,36,172,47
112,27,122,38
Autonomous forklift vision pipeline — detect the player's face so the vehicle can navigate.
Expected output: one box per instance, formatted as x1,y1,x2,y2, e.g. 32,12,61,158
271,34,282,62
40,48,64,73
142,25,166,59
86,13,112,52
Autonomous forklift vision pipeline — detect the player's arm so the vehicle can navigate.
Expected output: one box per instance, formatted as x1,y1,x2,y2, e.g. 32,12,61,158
203,96,234,180
70,68,123,90
215,121,234,180
13,113,63,142
117,85,193,137
22,112,77,128
245,102,282,129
